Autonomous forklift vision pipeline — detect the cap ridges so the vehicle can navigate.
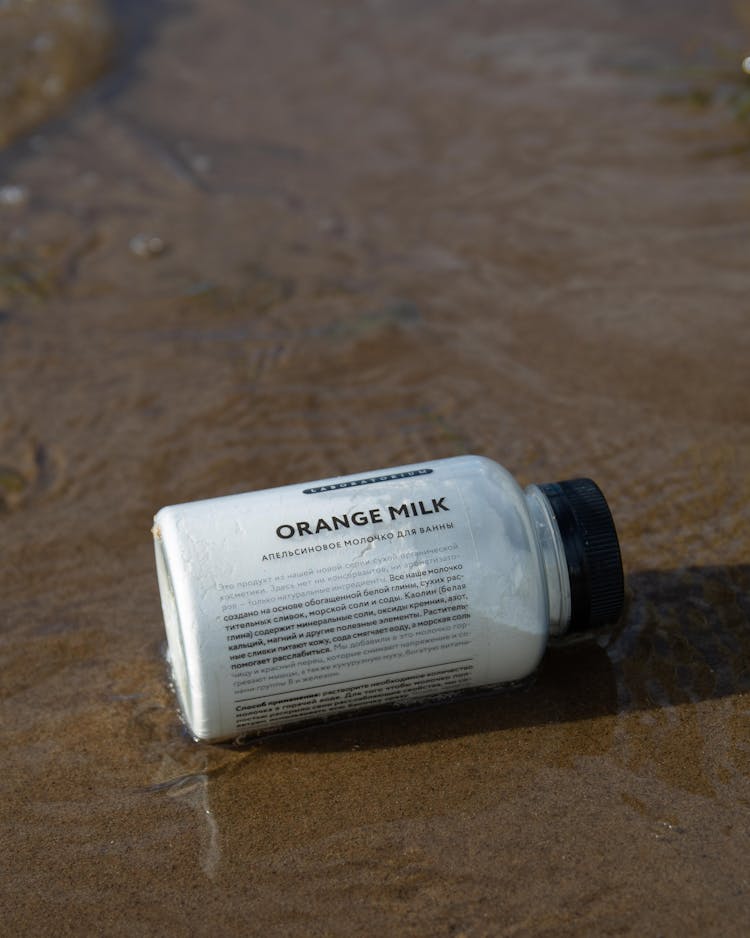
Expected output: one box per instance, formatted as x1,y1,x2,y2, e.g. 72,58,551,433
538,478,624,631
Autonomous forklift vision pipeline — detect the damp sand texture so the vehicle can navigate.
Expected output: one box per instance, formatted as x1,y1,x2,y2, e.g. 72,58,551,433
1,1,750,936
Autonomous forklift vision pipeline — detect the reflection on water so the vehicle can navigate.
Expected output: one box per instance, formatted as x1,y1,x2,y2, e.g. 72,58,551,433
148,754,221,879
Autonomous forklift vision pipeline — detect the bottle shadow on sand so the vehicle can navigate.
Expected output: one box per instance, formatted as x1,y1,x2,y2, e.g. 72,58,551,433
239,563,750,753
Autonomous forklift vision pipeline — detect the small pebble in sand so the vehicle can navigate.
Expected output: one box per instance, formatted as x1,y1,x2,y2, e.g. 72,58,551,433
0,465,27,510
129,233,167,259
191,153,211,174
0,184,29,207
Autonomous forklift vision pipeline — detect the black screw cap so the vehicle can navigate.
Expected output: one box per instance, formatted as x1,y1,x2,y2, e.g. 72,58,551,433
538,478,624,631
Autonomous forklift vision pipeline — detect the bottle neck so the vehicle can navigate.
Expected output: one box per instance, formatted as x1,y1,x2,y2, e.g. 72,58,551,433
524,485,572,637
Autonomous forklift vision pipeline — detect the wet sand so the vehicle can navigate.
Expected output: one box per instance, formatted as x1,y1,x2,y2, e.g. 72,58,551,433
0,0,113,148
2,1,750,934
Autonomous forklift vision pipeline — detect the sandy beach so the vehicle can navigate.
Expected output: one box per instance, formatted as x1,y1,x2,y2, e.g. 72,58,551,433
2,0,750,933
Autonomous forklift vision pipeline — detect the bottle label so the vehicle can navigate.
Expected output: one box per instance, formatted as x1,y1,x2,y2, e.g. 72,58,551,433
218,476,476,736
157,457,543,740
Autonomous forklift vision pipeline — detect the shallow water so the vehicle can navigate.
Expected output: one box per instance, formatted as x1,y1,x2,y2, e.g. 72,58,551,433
0,0,113,148
2,1,750,934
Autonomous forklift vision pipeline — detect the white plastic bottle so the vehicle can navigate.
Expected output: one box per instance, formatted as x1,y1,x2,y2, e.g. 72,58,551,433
152,455,624,742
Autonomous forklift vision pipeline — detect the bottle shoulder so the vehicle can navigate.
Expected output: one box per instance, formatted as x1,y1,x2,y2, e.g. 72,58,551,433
445,454,527,507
